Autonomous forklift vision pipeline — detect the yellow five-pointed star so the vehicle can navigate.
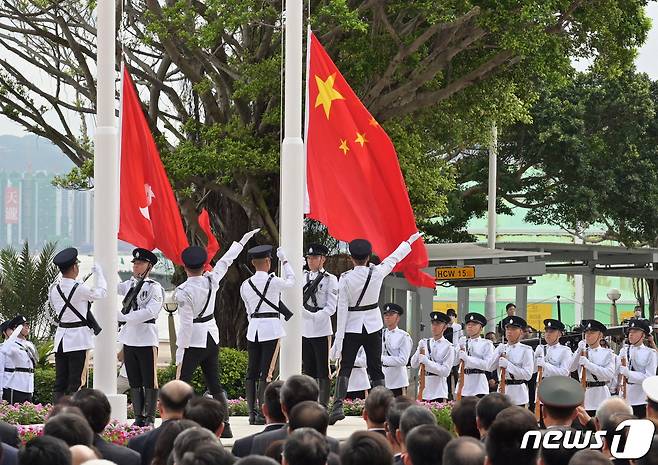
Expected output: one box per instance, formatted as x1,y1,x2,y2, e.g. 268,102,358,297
339,139,349,155
355,132,368,147
315,73,344,119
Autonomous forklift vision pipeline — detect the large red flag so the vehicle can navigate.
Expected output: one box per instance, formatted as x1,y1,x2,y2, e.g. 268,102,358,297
118,67,189,265
305,33,435,288
198,208,220,270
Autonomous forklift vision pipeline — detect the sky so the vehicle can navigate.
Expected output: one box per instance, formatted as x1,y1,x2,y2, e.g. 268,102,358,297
1,4,658,137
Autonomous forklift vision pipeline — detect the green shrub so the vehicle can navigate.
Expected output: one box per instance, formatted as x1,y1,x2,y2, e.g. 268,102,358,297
33,367,56,405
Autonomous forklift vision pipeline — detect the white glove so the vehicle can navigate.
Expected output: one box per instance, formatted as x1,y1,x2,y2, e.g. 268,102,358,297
535,345,544,358
579,356,589,367
276,247,286,260
577,340,587,351
239,228,261,246
536,357,545,368
619,366,630,377
499,357,508,369
91,263,103,275
329,339,343,361
407,232,422,244
459,350,468,362
418,339,427,350
175,348,185,366
419,354,429,365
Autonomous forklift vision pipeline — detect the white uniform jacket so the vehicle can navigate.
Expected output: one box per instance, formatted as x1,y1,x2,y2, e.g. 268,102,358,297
117,278,164,347
302,269,338,338
348,346,371,392
411,337,454,400
488,342,534,405
455,336,494,396
618,344,658,406
570,346,616,411
382,327,413,390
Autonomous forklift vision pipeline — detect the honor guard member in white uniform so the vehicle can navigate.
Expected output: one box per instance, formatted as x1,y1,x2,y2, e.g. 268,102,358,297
240,244,295,425
328,232,421,425
411,311,455,402
618,318,658,418
570,319,616,416
347,346,370,399
535,319,573,378
488,315,534,406
447,308,462,399
117,248,164,427
49,247,107,402
381,303,413,396
455,312,494,398
175,228,258,438
1,317,36,403
301,243,338,407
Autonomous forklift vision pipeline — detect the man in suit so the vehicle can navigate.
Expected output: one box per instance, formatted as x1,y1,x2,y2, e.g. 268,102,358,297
385,396,414,465
232,380,287,457
249,375,319,455
127,380,194,465
0,422,18,448
363,386,393,436
71,388,141,465
281,401,340,453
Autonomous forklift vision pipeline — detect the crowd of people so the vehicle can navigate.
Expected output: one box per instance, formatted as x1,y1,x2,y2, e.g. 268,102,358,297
1,373,656,465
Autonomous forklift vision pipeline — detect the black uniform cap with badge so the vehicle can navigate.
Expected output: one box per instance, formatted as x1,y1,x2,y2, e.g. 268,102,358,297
430,311,450,324
503,315,528,329
383,303,404,316
53,247,79,271
132,248,158,265
348,239,372,260
627,317,651,334
543,319,565,332
181,246,207,270
248,244,273,259
305,243,329,257
464,312,487,326
0,315,26,338
581,319,607,334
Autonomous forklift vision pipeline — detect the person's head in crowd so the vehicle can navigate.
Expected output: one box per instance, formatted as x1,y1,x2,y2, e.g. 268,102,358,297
283,428,329,465
643,376,658,421
447,308,458,322
47,403,84,420
506,303,516,316
265,440,285,465
538,427,580,465
451,396,481,439
476,393,512,440
280,375,320,420
363,386,394,429
403,424,452,465
385,395,414,455
485,406,539,465
595,398,633,431
538,376,584,428
151,419,200,465
340,431,392,465
602,413,636,460
176,444,235,465
235,456,281,465
442,436,485,465
485,332,497,343
634,306,644,319
288,400,329,435
19,436,72,465
44,412,94,446
398,405,437,452
159,380,195,420
633,430,658,465
171,426,221,464
568,449,612,465
183,396,226,437
70,444,99,465
71,389,113,434
264,380,286,424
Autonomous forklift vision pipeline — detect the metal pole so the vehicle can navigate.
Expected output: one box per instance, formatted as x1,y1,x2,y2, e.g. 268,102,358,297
279,0,304,378
485,124,497,333
93,0,126,420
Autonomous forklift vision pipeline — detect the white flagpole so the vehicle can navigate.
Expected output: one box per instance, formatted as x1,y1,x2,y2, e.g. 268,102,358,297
94,0,126,419
279,0,304,378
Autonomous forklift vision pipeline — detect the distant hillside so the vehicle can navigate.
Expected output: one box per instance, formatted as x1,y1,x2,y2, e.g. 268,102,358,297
0,134,75,174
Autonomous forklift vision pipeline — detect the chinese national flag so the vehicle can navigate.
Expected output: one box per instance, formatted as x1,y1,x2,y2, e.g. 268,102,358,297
305,33,435,288
118,67,190,265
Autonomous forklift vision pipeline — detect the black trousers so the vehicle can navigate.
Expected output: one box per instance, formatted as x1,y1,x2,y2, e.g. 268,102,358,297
246,333,279,382
338,328,384,382
2,388,32,404
54,342,88,398
124,345,158,389
347,390,366,400
179,334,223,396
302,336,331,379
391,388,404,397
632,404,647,419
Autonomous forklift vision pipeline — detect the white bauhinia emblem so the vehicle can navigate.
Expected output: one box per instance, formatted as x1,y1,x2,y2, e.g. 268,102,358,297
139,184,155,220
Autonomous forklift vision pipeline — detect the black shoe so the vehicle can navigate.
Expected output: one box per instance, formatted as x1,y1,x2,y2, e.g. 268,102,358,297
144,388,158,427
329,376,349,425
221,422,233,438
130,388,145,427
254,414,266,425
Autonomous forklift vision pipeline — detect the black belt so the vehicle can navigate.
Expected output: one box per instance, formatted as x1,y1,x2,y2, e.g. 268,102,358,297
464,369,485,375
5,367,34,373
59,321,87,328
348,303,379,312
145,319,156,324
304,304,322,313
586,381,606,388
119,319,156,326
505,379,526,385
425,372,438,377
251,312,280,319
193,314,214,324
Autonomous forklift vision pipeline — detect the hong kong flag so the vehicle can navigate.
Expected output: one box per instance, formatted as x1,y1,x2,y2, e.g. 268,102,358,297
305,32,435,288
118,66,218,266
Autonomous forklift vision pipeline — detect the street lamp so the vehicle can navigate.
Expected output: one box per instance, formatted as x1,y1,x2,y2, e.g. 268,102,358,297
607,289,621,326
163,291,178,364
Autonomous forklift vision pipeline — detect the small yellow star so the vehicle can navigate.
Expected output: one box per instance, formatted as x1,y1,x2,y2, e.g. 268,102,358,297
369,117,379,127
355,132,368,147
338,139,349,155
315,74,345,119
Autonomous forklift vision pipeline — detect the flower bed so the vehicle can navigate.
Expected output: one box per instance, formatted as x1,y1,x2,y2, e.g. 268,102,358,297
17,422,152,447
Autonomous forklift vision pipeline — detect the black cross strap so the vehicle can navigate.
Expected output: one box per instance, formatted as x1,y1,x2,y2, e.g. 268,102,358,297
15,341,36,368
56,283,89,327
248,276,280,314
193,276,214,324
348,266,376,311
